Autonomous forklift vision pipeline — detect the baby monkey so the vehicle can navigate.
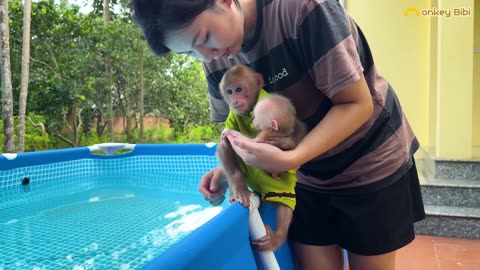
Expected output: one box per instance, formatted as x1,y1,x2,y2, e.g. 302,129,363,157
226,94,307,179
216,64,306,251
252,94,307,155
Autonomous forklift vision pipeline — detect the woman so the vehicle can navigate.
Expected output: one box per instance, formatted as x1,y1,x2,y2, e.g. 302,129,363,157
132,0,425,269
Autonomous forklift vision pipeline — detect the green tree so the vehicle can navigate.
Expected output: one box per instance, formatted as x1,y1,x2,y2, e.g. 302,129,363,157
17,0,32,152
143,54,212,135
0,0,15,152
4,0,218,150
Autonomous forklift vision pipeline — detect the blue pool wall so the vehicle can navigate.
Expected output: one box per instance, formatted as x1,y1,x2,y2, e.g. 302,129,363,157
0,144,295,269
142,201,295,270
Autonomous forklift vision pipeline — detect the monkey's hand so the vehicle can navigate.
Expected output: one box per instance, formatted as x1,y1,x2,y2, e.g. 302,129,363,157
220,129,232,142
221,129,241,142
221,129,254,143
269,171,282,180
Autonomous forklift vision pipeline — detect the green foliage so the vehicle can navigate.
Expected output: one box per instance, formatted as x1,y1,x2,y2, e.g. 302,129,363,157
154,124,175,143
0,115,50,152
113,122,223,144
128,123,175,143
4,0,220,151
9,0,108,135
79,132,110,147
23,115,50,151
188,126,215,142
174,124,223,143
143,54,211,134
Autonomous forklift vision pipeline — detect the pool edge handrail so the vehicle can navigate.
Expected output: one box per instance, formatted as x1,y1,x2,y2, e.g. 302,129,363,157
248,193,280,270
88,142,136,155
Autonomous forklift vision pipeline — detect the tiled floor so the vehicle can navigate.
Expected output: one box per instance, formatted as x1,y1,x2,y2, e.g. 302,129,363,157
396,235,480,270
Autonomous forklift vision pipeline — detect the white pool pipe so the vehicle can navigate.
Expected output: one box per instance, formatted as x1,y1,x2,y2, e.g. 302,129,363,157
88,143,136,155
248,193,280,270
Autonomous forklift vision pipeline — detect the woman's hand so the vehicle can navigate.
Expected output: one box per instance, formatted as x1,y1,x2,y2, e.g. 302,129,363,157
199,167,228,206
226,133,297,172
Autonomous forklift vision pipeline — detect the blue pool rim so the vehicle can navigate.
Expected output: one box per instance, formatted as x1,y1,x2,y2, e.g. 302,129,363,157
0,144,218,171
1,143,296,269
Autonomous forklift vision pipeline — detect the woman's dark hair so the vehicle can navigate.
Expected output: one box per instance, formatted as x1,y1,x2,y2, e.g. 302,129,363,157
131,0,216,57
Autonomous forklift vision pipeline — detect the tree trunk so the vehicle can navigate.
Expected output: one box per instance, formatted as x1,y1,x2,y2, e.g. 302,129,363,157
114,82,129,142
18,0,32,152
103,0,113,142
139,48,144,143
60,105,83,147
0,1,14,153
72,103,78,146
95,110,106,137
26,116,47,150
126,113,132,143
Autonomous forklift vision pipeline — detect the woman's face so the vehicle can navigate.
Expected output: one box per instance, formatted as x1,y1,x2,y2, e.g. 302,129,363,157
164,0,244,62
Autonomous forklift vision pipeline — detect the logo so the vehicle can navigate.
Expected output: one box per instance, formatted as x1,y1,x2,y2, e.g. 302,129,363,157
404,7,471,17
404,7,420,16
265,68,289,86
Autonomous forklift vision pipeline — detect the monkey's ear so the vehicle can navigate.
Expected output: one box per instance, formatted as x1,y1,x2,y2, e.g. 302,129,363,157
271,119,279,131
255,73,265,88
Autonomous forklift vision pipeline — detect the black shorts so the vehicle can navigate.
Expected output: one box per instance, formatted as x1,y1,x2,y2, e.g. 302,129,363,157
288,160,426,256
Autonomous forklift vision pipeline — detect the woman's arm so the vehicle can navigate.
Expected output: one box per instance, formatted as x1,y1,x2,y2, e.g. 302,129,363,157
230,73,373,172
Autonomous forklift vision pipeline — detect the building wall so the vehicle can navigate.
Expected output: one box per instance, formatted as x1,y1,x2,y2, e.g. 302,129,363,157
428,1,439,157
346,0,431,150
473,2,480,150
434,0,474,159
347,0,477,160
111,116,169,134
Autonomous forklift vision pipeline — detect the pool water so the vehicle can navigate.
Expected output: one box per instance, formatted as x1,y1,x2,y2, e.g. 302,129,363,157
0,174,226,269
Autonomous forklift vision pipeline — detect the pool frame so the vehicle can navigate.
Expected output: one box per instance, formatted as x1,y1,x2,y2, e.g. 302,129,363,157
0,144,295,270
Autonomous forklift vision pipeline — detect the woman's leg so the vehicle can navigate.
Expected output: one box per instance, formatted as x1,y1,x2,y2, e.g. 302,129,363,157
348,250,396,270
293,243,344,270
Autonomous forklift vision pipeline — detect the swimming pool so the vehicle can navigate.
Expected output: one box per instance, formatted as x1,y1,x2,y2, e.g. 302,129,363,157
0,143,294,269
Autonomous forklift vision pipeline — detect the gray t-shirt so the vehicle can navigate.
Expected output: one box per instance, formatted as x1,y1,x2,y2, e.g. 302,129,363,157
203,0,418,192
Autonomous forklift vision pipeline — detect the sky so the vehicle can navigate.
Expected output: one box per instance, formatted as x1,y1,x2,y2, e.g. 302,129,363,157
75,0,94,14
28,0,123,15
71,0,123,14
50,0,93,13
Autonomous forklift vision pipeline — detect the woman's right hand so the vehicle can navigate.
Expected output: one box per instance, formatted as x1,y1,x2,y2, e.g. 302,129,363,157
199,167,228,205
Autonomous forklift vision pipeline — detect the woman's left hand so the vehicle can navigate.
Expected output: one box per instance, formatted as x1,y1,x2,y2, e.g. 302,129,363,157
226,133,296,172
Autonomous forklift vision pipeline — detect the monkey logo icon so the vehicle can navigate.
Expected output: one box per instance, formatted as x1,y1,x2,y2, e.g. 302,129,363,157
404,7,420,16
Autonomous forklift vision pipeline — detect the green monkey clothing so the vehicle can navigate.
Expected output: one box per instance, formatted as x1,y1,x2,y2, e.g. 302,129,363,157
224,89,296,210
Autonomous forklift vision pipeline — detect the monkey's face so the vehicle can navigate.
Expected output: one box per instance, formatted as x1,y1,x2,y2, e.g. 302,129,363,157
223,82,257,115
